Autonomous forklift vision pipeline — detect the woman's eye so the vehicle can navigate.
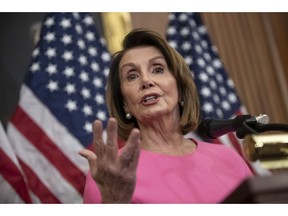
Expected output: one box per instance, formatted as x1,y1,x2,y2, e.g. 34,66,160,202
153,67,164,74
126,73,139,81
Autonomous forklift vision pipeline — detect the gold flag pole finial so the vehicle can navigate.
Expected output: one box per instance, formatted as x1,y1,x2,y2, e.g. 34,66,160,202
101,12,133,55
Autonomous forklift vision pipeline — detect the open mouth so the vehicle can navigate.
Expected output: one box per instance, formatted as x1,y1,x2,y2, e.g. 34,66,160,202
143,95,158,103
141,94,160,105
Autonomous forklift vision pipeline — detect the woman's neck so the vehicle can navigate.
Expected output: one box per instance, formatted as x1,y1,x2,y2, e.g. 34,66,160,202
140,129,196,156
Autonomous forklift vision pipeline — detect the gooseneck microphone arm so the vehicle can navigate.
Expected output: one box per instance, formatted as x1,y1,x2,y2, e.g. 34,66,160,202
197,114,276,139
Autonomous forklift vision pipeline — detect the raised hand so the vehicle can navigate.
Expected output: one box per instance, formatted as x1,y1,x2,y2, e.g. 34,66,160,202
79,117,141,203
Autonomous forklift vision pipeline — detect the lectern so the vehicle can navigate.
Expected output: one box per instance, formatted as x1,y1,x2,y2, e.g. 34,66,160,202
222,173,288,203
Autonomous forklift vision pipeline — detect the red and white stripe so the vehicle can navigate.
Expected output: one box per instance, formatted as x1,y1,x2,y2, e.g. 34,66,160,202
0,120,32,203
6,85,89,203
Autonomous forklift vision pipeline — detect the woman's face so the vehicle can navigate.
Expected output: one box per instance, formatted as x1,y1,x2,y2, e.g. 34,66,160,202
119,46,179,122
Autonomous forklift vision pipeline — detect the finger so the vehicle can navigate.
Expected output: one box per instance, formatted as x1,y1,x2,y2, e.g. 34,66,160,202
79,149,97,176
93,120,105,157
105,118,118,162
119,128,141,170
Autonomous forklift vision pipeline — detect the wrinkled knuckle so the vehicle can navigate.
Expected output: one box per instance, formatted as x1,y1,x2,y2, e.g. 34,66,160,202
121,151,132,160
106,140,114,147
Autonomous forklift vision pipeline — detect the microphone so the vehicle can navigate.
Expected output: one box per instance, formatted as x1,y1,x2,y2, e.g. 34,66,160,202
197,114,269,139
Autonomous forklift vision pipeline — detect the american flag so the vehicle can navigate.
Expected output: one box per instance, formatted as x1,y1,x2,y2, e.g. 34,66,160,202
2,12,111,203
166,13,271,175
166,13,246,154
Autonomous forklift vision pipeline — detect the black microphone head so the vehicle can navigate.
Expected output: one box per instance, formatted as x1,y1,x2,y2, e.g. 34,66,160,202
197,119,214,139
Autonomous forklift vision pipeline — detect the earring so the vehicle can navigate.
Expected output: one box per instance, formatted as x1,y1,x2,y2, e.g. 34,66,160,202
180,101,184,106
125,113,132,119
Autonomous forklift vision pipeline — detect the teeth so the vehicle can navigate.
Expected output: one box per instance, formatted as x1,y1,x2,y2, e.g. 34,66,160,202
144,96,156,102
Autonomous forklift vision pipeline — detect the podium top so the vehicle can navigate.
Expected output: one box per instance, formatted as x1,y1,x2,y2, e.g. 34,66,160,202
222,173,288,203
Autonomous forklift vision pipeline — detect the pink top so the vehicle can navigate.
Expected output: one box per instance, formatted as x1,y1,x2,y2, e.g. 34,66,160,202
83,140,253,203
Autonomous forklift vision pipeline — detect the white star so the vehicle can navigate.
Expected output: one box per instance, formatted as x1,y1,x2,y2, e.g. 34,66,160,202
64,83,76,94
216,109,224,118
77,39,85,49
91,62,99,72
79,71,89,82
84,15,94,25
63,67,75,77
195,44,203,53
60,18,71,29
45,48,56,58
61,34,72,45
203,102,213,113
73,13,80,19
97,110,107,121
46,64,57,75
65,99,77,112
189,19,196,28
30,62,40,73
219,86,227,95
93,78,102,88
81,87,91,99
88,47,97,56
44,17,54,27
200,87,211,97
83,122,92,133
211,45,218,54
46,80,58,92
198,25,207,35
228,93,237,103
101,52,111,62
32,48,39,57
168,13,175,21
82,104,92,116
104,67,109,77
62,51,73,61
167,26,176,35
206,66,215,75
168,40,177,49
213,94,220,103
86,31,95,41
181,42,191,51
44,32,55,42
197,58,206,68
201,40,208,49
221,100,231,110
203,53,211,61
78,55,88,65
95,94,104,104
192,32,200,40
100,38,106,46
227,79,235,88
184,56,193,65
180,27,189,36
209,80,217,89
212,59,222,68
179,13,188,21
216,74,223,82
199,72,209,82
75,24,83,34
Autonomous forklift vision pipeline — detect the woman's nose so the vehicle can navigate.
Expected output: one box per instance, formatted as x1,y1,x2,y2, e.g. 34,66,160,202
141,74,155,89
141,80,154,89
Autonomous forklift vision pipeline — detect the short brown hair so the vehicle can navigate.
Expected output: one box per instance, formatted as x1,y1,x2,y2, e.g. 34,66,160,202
106,28,200,141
